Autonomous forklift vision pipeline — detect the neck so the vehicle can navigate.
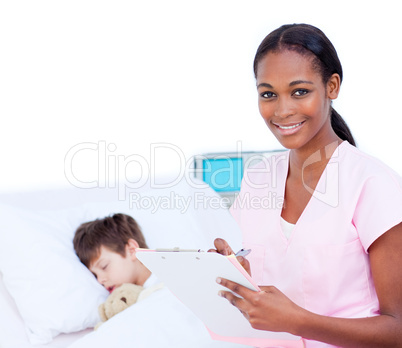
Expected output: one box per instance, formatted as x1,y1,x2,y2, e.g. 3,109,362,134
288,129,342,179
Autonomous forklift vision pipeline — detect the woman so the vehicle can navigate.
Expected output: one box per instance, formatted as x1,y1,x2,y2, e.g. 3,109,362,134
212,24,402,347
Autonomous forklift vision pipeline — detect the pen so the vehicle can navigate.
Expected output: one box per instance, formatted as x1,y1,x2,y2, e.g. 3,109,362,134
235,248,251,258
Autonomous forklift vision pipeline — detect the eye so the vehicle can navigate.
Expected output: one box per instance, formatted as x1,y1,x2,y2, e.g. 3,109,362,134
260,91,276,99
102,264,108,270
293,89,309,97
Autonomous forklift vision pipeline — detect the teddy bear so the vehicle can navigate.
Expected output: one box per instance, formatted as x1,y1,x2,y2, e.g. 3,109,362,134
95,282,164,329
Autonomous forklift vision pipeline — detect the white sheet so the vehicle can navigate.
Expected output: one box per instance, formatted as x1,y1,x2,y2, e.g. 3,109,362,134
68,285,251,348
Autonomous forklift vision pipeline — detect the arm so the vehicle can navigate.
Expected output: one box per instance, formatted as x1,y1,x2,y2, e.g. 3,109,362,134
218,222,402,348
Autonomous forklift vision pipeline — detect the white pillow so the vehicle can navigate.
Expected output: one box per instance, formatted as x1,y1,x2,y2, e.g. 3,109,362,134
0,203,109,345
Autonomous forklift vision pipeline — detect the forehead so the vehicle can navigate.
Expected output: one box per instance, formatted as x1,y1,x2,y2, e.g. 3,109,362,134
256,50,319,85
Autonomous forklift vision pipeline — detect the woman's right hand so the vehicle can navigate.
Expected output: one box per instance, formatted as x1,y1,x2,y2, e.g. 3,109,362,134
208,238,251,276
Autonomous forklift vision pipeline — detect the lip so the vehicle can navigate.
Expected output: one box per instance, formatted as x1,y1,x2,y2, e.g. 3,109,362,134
272,121,305,135
108,286,115,293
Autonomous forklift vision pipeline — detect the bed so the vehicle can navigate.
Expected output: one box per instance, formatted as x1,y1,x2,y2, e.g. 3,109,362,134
0,178,252,348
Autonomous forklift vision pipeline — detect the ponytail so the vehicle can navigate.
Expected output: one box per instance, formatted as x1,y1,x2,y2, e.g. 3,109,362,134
330,107,356,146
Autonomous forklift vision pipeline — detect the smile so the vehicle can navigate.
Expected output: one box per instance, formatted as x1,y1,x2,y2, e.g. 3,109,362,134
273,121,305,135
276,122,303,129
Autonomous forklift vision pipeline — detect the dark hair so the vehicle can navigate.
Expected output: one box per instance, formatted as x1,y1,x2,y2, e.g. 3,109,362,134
253,23,356,146
73,213,148,268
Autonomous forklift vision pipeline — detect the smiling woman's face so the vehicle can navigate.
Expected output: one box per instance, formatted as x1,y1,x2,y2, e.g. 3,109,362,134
256,49,340,151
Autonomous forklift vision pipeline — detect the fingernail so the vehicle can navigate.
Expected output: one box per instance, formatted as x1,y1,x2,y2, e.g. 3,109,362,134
237,256,244,262
218,290,224,297
216,277,222,284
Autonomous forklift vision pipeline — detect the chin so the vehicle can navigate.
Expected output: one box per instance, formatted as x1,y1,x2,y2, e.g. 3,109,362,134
275,136,304,150
268,128,301,150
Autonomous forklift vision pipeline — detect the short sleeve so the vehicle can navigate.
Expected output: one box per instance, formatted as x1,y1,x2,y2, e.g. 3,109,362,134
353,169,402,252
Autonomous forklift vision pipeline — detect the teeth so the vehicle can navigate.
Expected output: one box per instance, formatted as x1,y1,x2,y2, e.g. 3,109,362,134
278,122,302,130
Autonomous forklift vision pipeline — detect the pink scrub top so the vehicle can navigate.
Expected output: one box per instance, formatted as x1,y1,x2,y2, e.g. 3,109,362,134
230,141,402,348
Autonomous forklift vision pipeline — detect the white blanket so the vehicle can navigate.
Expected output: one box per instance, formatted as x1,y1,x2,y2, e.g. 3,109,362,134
69,285,251,348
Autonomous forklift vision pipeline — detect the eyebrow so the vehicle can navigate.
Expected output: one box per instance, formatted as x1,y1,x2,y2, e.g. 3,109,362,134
289,80,313,87
257,80,314,89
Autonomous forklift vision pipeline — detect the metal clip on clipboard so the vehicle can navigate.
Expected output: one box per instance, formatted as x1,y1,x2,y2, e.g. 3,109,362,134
155,247,204,252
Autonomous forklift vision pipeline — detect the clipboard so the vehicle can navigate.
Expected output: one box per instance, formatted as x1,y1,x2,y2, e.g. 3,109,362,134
136,249,304,347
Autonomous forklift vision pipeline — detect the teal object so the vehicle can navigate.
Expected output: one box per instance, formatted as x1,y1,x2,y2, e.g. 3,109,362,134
203,158,243,192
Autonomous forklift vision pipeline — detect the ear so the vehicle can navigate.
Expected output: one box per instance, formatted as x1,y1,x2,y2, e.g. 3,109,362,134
326,73,341,100
126,239,140,261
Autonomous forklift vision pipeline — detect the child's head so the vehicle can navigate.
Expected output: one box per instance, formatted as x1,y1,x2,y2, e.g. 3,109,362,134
74,213,148,268
73,213,150,292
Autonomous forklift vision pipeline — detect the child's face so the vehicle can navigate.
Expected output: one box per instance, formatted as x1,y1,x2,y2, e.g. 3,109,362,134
89,243,142,293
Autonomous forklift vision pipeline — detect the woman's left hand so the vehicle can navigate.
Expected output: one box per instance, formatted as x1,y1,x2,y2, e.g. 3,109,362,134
217,277,304,335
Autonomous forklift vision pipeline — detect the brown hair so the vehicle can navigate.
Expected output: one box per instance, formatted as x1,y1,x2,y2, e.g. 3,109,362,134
73,213,148,268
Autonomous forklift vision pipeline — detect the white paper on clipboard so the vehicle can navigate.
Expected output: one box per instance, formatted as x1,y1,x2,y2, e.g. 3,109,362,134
136,249,303,347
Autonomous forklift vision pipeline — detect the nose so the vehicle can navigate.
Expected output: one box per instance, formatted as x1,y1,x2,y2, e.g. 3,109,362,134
274,96,294,118
98,274,107,286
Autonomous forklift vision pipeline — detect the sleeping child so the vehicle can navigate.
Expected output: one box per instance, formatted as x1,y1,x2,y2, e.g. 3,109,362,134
73,213,158,293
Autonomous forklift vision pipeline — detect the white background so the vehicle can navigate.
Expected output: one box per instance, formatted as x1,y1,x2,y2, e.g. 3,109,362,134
1,0,401,192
